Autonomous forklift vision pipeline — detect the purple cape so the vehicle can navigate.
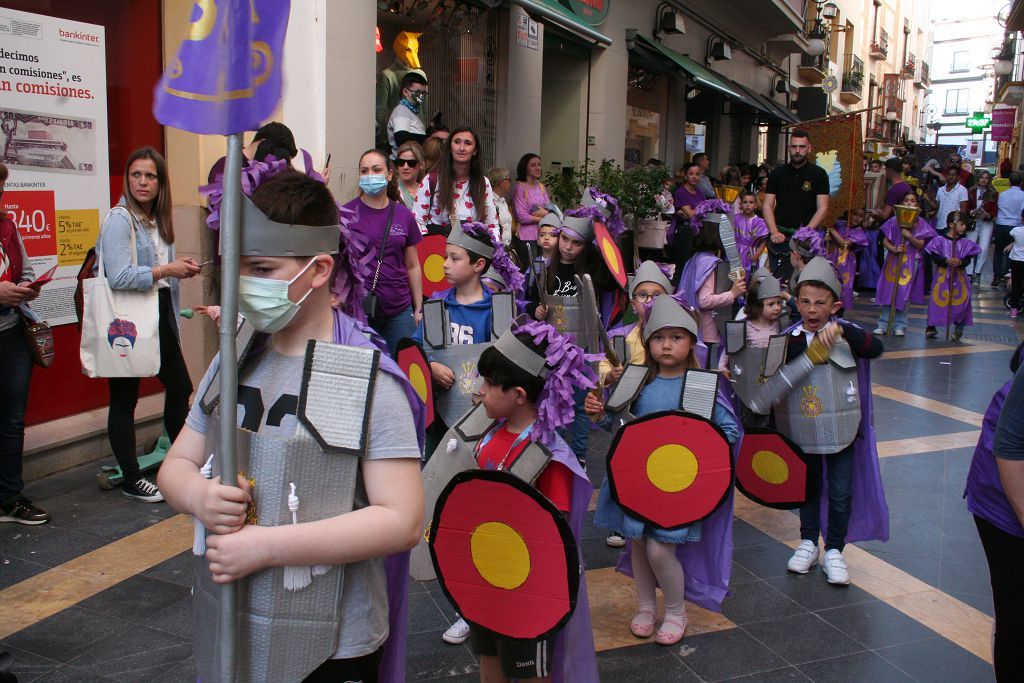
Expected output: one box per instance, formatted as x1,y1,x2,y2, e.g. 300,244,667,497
924,236,981,327
734,214,769,273
856,228,882,289
873,217,937,310
333,308,426,683
965,381,1024,538
828,222,869,311
544,433,600,683
675,252,722,308
615,395,742,613
784,319,890,544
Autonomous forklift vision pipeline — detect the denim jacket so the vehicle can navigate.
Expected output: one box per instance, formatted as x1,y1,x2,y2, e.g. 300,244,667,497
94,197,180,339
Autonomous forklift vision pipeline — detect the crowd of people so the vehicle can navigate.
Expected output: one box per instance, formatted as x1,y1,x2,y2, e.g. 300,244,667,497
2,116,1024,682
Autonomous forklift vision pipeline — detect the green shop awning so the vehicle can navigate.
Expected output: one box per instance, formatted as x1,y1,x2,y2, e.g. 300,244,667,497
635,35,745,103
516,0,612,46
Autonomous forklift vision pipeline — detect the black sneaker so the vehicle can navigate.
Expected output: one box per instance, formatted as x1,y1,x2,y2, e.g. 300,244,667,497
122,477,164,503
925,326,938,339
0,497,51,525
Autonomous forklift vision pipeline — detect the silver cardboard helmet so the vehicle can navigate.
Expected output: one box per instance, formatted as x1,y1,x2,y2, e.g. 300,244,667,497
750,267,782,300
796,256,842,300
560,215,595,243
447,222,495,259
642,294,699,344
630,260,672,299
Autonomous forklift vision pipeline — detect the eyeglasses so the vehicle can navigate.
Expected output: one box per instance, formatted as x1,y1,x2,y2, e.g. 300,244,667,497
632,291,664,304
396,158,419,168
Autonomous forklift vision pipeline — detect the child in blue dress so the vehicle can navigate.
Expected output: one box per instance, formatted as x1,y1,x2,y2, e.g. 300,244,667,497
585,295,739,646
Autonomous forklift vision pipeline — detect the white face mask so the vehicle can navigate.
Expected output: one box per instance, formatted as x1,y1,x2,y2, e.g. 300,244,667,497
237,258,317,333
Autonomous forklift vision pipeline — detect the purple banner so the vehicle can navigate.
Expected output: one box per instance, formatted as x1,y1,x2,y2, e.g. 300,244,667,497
992,107,1016,142
153,0,290,135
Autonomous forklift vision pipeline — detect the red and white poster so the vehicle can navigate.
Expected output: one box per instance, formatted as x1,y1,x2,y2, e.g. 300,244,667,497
0,8,109,326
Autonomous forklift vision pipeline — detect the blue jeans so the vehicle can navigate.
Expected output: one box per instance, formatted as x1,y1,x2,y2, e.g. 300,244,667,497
876,305,909,333
558,387,590,468
370,305,417,359
0,320,34,506
800,443,855,551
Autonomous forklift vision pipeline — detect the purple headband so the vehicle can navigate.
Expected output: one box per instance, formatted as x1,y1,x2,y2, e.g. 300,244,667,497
584,187,627,239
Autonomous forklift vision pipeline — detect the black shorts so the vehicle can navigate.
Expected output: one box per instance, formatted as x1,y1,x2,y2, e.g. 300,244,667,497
469,626,552,679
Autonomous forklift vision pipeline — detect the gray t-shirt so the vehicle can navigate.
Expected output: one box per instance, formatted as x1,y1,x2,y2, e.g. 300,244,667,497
186,346,421,659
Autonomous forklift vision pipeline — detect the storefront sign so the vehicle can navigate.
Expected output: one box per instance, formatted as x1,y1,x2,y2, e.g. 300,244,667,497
965,111,992,133
566,0,610,25
515,10,539,50
0,8,109,326
992,107,1016,142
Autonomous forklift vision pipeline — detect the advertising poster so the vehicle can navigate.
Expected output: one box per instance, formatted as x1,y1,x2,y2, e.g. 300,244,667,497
0,8,109,326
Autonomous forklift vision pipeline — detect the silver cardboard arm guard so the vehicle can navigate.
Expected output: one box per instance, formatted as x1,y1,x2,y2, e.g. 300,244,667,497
706,212,744,278
745,352,815,416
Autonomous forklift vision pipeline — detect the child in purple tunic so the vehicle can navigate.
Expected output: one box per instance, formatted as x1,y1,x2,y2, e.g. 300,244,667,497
872,190,937,337
924,210,980,341
734,191,769,275
827,208,869,312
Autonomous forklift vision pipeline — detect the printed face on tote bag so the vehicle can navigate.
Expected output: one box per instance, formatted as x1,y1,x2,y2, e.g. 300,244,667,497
107,318,138,358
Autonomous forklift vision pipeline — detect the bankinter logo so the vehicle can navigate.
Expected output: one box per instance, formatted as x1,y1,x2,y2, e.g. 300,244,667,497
58,28,100,43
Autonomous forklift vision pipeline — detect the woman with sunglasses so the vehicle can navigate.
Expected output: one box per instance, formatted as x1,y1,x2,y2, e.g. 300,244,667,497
395,141,425,211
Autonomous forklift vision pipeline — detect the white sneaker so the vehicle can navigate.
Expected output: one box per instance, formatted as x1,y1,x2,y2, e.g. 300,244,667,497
605,532,626,548
872,327,885,335
787,540,819,574
442,616,470,644
894,328,905,337
823,549,850,585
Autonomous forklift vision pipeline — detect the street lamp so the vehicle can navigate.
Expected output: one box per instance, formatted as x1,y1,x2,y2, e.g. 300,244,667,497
806,0,829,57
994,41,1015,76
885,110,898,121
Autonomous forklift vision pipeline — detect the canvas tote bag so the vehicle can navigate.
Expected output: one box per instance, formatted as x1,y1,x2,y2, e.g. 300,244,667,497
79,208,160,377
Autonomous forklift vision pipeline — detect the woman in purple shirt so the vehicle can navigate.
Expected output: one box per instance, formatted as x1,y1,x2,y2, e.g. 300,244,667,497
513,153,551,241
345,149,423,357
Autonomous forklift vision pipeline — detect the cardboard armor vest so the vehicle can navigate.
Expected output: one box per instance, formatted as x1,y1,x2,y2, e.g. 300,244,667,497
420,292,515,426
410,402,555,580
724,321,789,416
546,291,599,352
193,339,380,683
772,336,860,455
605,364,722,426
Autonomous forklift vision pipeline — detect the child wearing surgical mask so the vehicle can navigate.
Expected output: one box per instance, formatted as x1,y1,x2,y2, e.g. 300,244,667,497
343,149,424,357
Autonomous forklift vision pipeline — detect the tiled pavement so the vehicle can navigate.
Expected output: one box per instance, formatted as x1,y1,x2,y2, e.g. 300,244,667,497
1,285,1019,682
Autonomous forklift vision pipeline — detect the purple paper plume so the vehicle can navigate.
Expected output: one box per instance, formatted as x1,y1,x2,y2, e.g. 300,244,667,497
512,319,596,446
461,221,525,295
585,187,627,239
690,199,733,235
792,226,826,257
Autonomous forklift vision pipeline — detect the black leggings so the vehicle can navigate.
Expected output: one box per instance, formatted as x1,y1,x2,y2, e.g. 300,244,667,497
1009,259,1024,310
107,289,192,482
975,515,1024,682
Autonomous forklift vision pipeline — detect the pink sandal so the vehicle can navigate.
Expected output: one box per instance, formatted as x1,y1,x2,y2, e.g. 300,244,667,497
655,612,688,646
630,609,656,638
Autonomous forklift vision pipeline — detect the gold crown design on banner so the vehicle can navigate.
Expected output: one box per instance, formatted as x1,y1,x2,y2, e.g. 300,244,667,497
715,185,743,204
894,204,921,231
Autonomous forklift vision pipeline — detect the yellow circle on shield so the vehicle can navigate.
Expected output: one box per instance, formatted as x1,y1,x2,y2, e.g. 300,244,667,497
600,238,620,271
471,521,531,590
424,253,446,282
408,363,428,403
646,445,699,493
751,450,789,485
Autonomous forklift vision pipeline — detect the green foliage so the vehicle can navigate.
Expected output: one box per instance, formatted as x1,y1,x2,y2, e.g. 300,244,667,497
542,159,671,220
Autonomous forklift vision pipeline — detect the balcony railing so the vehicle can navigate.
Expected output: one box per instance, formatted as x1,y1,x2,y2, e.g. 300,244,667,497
841,53,864,103
903,52,916,80
870,28,889,59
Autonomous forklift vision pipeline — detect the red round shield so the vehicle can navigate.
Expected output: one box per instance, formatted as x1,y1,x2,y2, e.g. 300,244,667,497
418,234,449,297
607,411,732,529
396,338,435,429
595,221,627,290
429,469,579,640
735,428,810,510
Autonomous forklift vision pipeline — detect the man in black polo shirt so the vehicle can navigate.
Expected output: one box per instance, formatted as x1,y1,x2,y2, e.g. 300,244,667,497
762,129,830,280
